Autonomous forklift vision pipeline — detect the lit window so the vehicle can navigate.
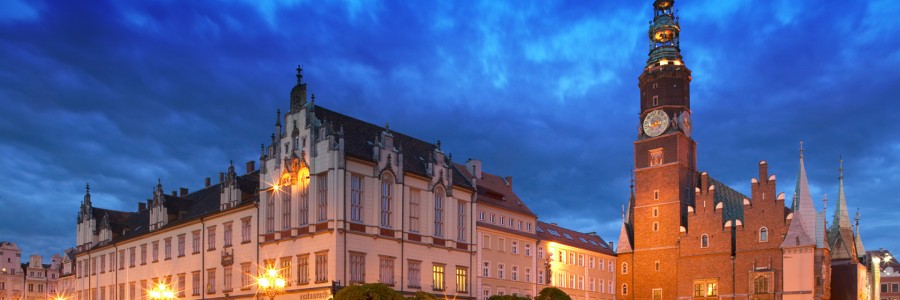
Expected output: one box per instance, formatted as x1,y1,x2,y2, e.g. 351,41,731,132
652,288,662,300
432,264,445,291
649,148,664,166
455,267,468,293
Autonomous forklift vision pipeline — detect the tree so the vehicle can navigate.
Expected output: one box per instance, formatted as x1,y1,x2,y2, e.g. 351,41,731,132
406,291,438,300
534,287,571,300
335,283,404,300
488,295,531,300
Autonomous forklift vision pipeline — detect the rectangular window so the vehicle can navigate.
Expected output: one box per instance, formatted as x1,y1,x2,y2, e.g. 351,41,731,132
350,175,364,223
479,210,484,221
207,226,216,250
129,282,135,300
207,268,216,294
109,253,115,272
119,250,125,270
498,238,505,252
350,252,365,284
649,148,664,166
164,238,172,260
152,241,159,262
241,218,252,243
266,192,275,233
512,265,518,281
317,174,328,222
456,267,468,293
482,234,491,249
525,268,531,283
512,241,519,254
192,231,201,254
280,257,292,286
191,272,200,296
497,264,505,279
100,254,106,273
299,178,309,226
434,192,444,237
538,246,544,259
432,264,445,291
482,262,490,277
408,260,421,288
694,279,718,297
282,187,292,229
457,200,466,242
140,280,147,300
176,274,185,297
579,254,585,266
525,243,531,256
129,248,135,267
893,283,899,293
652,95,659,106
224,222,233,247
538,270,544,284
315,252,328,283
297,254,309,285
223,267,233,292
380,177,392,228
409,190,420,232
138,245,145,265
241,263,252,289
379,256,395,286
177,234,185,257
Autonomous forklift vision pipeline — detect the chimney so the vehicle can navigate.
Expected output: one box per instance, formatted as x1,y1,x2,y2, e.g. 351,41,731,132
219,172,225,183
246,161,255,174
205,177,211,188
138,202,146,211
180,188,189,196
465,159,483,180
504,176,513,188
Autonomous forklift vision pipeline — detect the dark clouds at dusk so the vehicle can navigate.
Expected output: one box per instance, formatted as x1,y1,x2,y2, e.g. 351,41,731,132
1,0,898,260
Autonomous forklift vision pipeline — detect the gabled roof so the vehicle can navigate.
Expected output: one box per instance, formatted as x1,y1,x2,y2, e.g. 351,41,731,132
537,221,615,256
313,106,472,190
459,164,535,218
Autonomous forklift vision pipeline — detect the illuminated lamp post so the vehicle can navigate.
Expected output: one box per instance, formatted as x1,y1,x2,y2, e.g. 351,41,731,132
257,268,286,300
147,282,176,300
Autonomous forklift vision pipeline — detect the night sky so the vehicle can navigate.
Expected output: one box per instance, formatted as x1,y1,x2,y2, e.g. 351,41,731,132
2,0,899,261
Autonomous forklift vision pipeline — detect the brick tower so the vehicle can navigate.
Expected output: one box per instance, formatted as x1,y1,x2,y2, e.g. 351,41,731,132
618,0,696,299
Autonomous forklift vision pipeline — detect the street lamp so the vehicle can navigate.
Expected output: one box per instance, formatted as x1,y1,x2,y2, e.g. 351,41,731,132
257,268,286,300
147,282,176,300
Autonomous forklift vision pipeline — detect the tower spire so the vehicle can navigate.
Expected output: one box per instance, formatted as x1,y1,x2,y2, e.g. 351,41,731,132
783,141,816,248
646,0,682,67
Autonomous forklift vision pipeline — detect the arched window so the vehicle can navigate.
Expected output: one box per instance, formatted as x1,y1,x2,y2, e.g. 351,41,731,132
701,234,709,248
434,187,445,237
380,173,393,228
621,262,628,274
622,283,628,295
759,227,768,242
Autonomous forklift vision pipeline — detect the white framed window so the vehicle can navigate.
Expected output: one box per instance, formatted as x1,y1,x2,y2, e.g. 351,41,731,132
482,261,490,277
349,252,365,284
408,260,421,288
497,264,505,279
380,174,393,228
434,187,444,237
350,175,364,223
379,256,395,286
511,241,519,254
511,266,518,281
525,243,531,256
759,227,768,242
410,190,420,232
317,174,328,222
457,200,466,242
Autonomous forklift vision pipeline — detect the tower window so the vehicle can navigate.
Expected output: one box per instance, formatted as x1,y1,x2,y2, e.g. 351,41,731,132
622,284,628,295
652,96,659,106
652,222,659,231
649,148,663,166
654,190,660,200
759,227,768,242
652,83,658,89
655,260,660,271
621,262,628,274
701,234,709,248
652,207,659,217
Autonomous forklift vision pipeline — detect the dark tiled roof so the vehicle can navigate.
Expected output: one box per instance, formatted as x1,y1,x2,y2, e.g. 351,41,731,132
463,165,536,217
537,221,615,256
477,222,537,239
85,171,259,252
708,177,748,226
313,106,472,190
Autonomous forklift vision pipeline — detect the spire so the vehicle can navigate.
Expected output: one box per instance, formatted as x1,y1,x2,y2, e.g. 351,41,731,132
83,183,92,206
617,172,636,254
832,156,851,229
275,109,282,127
290,65,308,113
782,142,816,248
854,209,866,256
646,0,683,67
828,156,859,260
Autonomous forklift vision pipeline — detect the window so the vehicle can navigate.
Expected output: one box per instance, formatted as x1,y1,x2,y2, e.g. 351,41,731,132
479,211,484,221
119,250,125,270
432,264,445,291
579,254,585,266
456,267,468,293
621,262,628,274
490,214,495,223
653,207,659,217
759,227,768,242
622,284,628,295
654,190,660,200
482,234,491,249
655,260,660,271
281,185,292,229
882,283,888,293
266,193,275,233
241,218,251,243
754,277,768,294
177,274,185,297
223,223,233,247
512,241,519,254
609,261,613,272
538,270,545,284
527,223,532,231
177,234,185,257
317,174,328,222
408,260,421,288
241,263,252,289
299,175,309,225
191,272,200,296
129,248,135,267
653,288,662,300
701,234,709,248
434,188,445,237
497,264,505,279
512,266,518,281
192,231,200,254
224,267,234,292
379,256,395,286
500,216,505,225
315,252,328,283
649,148,663,166
652,95,659,106
207,268,216,294
139,245,146,265
579,276,584,290
100,254,106,273
482,262,490,277
350,252,365,283
525,243,531,256
380,174,393,228
129,282,136,300
207,226,216,250
350,174,364,223
457,200,466,242
538,246,544,259
163,238,171,260
409,190,420,232
525,268,531,283
694,279,719,297
280,257,292,286
590,257,595,268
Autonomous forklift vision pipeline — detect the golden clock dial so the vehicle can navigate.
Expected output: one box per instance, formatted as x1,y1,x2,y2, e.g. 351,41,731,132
643,109,670,137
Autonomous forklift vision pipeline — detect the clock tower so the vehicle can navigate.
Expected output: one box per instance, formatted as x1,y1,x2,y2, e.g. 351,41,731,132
618,0,697,299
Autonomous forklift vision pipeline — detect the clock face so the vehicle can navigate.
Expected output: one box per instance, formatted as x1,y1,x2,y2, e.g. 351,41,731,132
680,112,692,137
643,110,669,137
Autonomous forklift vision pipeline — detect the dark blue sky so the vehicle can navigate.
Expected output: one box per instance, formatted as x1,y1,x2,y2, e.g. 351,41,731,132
1,0,898,261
